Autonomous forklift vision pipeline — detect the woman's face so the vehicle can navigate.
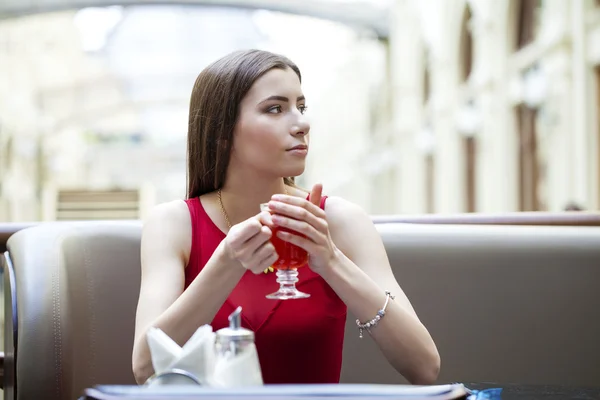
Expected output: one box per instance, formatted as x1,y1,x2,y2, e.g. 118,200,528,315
230,67,310,179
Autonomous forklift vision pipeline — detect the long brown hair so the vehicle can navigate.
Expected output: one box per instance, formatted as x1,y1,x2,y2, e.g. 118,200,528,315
186,49,301,199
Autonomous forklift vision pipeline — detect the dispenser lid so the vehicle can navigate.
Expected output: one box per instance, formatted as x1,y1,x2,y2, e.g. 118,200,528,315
215,306,254,341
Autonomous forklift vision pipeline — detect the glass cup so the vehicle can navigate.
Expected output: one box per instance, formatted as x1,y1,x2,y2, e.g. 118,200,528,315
260,203,310,300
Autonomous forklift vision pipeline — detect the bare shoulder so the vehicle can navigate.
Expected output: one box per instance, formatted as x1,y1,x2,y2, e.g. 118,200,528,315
323,196,375,256
142,199,192,265
324,196,370,224
144,199,190,234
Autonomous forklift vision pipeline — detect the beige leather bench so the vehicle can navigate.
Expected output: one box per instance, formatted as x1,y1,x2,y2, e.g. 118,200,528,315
341,223,600,386
2,221,600,400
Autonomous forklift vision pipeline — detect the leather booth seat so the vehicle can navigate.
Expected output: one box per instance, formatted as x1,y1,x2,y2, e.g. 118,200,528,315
2,221,600,399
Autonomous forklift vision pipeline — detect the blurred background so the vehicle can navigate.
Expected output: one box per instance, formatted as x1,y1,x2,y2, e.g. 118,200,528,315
0,0,599,222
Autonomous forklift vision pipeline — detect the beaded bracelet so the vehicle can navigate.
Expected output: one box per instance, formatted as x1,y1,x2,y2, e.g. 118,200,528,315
356,291,395,339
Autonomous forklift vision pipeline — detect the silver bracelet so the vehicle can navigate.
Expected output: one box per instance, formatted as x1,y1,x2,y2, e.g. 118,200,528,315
356,290,395,339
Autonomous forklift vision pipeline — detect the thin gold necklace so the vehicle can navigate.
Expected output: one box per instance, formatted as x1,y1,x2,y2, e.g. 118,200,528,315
217,188,233,230
217,186,288,274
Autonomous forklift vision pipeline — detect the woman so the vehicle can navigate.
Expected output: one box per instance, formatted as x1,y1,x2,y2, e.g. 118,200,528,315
132,49,440,385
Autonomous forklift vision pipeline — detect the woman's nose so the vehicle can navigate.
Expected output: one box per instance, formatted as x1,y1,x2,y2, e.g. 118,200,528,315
291,117,310,136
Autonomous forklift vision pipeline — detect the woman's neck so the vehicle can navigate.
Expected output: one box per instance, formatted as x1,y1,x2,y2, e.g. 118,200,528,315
219,173,290,226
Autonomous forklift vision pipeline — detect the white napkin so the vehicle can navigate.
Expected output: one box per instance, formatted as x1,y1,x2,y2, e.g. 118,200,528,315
146,325,216,386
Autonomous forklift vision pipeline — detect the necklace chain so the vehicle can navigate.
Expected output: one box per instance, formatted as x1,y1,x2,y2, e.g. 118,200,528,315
217,186,288,229
217,189,232,229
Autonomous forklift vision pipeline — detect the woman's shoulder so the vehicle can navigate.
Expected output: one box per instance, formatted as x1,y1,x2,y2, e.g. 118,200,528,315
144,199,190,227
288,186,368,222
322,196,374,255
142,200,192,255
323,196,368,222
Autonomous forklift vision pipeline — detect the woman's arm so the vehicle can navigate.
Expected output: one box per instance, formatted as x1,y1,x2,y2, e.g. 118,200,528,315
131,201,246,384
267,192,440,385
322,197,440,384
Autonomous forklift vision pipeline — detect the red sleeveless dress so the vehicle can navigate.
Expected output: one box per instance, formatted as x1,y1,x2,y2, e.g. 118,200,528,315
183,196,347,384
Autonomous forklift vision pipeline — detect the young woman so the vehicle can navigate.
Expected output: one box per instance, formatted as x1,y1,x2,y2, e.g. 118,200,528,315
132,49,440,385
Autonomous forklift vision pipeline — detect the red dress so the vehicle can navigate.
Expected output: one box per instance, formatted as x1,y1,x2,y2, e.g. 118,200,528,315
183,196,347,384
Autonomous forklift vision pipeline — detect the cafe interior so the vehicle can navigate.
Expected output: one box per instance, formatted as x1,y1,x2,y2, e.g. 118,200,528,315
1,0,600,399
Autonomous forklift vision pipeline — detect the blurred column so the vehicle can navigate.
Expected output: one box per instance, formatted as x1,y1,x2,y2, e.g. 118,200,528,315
534,49,569,212
533,1,581,211
430,0,463,213
570,0,590,207
468,0,517,212
390,0,427,214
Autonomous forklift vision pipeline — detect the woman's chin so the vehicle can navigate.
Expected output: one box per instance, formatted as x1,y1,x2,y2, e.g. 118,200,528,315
280,165,306,178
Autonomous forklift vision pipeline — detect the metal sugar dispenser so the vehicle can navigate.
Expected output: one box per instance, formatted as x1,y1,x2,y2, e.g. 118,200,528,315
215,306,255,359
212,306,264,387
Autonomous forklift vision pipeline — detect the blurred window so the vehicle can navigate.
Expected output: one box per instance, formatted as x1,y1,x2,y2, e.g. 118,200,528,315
515,0,541,50
516,105,543,211
459,6,473,82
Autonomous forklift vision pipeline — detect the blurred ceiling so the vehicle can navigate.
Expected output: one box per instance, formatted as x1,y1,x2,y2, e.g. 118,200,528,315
0,0,389,150
0,0,390,38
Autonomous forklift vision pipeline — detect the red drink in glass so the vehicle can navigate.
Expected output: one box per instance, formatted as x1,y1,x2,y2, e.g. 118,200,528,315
269,227,308,270
261,203,310,299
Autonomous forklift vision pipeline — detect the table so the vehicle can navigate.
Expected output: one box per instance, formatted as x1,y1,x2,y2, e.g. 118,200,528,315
82,383,467,399
81,383,600,400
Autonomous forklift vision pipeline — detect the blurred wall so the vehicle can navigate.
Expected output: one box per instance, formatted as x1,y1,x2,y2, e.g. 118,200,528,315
387,0,600,214
0,6,388,221
1,0,600,222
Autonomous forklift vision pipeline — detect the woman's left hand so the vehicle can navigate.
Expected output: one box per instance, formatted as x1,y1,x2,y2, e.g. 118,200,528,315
267,184,338,274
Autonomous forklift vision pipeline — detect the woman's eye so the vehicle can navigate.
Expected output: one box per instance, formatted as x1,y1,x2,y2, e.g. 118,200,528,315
267,105,282,114
299,105,308,115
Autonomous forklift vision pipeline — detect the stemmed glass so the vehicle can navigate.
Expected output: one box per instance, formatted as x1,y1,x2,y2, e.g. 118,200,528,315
260,203,310,300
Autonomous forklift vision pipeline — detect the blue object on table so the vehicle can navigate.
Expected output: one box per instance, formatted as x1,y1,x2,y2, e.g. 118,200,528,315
467,387,503,399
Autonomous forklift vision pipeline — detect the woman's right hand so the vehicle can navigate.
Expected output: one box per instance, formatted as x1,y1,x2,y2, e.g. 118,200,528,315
221,211,278,274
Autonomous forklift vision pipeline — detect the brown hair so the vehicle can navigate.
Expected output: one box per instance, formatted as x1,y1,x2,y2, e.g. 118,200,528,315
186,49,301,199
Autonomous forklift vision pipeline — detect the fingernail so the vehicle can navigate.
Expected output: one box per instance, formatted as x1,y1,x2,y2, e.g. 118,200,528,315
271,194,284,201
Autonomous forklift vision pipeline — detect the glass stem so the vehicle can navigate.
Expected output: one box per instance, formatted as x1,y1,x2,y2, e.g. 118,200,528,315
275,269,299,291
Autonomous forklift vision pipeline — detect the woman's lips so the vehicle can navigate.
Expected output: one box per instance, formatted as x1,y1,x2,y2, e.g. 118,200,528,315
287,146,308,156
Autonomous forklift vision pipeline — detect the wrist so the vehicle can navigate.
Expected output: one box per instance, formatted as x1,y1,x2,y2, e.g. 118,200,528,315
216,240,246,274
318,247,349,282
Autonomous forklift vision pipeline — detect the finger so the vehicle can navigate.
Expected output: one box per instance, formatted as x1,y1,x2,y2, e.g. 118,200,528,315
257,211,275,228
231,218,263,242
268,202,327,233
268,196,325,220
242,225,272,251
275,230,316,254
271,214,325,242
252,240,277,263
251,252,279,275
309,183,323,207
